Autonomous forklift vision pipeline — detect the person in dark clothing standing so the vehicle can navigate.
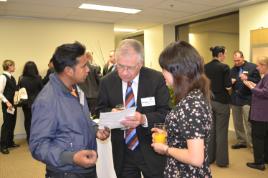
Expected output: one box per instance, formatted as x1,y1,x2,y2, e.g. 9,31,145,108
0,59,19,154
42,57,55,86
205,46,232,167
102,50,116,76
230,50,261,149
244,56,268,171
79,52,101,118
18,61,43,143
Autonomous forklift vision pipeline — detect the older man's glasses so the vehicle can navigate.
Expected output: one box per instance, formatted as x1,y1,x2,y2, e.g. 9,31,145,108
117,63,138,72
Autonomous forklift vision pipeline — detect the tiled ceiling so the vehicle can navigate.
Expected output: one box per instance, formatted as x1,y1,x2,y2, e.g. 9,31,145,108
0,0,266,31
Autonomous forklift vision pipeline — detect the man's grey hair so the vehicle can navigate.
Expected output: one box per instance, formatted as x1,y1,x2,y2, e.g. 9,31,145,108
115,39,144,63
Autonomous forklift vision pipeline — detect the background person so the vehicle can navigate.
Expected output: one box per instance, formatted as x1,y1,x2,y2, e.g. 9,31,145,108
205,46,232,167
230,50,261,149
151,41,212,178
30,42,110,178
244,56,268,171
79,51,101,117
97,39,170,178
102,50,116,76
18,61,43,143
42,57,55,86
0,59,19,154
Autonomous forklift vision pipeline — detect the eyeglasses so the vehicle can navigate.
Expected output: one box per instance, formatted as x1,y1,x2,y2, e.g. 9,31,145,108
116,63,139,72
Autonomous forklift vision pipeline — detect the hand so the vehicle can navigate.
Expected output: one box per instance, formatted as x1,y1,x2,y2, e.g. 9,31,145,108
243,80,256,89
73,150,97,168
239,73,248,81
151,142,168,155
6,101,12,110
96,127,110,140
120,112,145,128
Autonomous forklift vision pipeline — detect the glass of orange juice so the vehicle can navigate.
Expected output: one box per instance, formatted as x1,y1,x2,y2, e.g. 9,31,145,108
153,123,167,143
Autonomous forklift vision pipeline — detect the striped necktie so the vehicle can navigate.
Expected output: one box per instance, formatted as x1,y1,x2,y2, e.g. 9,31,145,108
125,81,139,150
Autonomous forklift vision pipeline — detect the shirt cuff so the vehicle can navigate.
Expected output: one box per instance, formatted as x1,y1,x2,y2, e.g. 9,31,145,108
60,151,76,165
142,114,148,128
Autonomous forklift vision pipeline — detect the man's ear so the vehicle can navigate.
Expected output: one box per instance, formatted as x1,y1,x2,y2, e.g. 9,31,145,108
64,66,74,77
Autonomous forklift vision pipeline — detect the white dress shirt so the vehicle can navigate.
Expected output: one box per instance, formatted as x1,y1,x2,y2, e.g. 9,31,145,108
121,74,148,127
0,71,12,103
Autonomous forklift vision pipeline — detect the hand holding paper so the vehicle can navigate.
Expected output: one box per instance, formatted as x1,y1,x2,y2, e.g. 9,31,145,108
99,107,136,129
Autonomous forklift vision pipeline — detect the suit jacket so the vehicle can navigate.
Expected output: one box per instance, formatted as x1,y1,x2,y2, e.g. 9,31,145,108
230,61,261,105
102,63,114,76
96,67,170,177
79,63,101,99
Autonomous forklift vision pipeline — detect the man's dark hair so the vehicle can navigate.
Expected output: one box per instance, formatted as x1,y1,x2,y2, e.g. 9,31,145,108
52,41,86,73
210,46,226,58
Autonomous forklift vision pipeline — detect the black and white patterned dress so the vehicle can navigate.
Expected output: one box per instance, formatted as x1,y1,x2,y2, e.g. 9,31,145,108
164,89,212,178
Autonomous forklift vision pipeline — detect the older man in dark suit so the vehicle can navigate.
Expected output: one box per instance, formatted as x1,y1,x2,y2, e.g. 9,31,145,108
97,39,170,178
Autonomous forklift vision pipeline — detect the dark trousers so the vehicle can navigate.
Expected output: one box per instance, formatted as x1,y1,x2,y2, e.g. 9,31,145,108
208,101,230,166
1,104,17,148
46,169,97,178
119,146,163,178
251,120,268,164
22,106,31,143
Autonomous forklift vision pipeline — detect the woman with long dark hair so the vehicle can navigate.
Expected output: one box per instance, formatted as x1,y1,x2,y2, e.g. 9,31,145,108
151,41,212,177
18,61,43,143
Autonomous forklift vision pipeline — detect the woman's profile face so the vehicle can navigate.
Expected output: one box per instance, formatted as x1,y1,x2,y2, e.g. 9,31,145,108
162,69,174,87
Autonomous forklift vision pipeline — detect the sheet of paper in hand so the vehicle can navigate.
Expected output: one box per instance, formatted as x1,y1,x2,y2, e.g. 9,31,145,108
99,107,136,129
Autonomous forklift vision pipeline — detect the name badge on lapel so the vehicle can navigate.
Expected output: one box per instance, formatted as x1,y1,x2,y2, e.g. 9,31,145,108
141,97,155,107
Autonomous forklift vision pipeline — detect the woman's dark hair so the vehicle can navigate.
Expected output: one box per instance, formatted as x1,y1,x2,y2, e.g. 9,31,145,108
52,41,86,73
210,46,225,58
22,61,40,77
159,41,210,103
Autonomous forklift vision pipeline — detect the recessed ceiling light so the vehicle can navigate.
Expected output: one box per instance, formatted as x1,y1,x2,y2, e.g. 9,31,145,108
79,3,141,14
114,28,138,32
0,0,8,2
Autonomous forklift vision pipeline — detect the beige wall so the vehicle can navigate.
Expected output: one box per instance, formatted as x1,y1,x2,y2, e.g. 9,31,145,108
189,32,238,66
144,25,164,70
240,1,268,60
0,17,114,137
144,25,175,71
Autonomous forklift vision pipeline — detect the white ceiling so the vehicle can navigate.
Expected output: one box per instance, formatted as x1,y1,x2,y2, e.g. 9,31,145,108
0,0,266,33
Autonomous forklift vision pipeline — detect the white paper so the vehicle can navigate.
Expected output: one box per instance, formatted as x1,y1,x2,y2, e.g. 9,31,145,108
99,107,136,129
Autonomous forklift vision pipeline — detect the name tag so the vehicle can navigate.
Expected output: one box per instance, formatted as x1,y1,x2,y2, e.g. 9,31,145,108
141,97,155,107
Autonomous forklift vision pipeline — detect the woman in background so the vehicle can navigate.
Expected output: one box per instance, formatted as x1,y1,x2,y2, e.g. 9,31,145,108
205,46,231,167
244,56,268,171
18,61,43,143
151,41,212,178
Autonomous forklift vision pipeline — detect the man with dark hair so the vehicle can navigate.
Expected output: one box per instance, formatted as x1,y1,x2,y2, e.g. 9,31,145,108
97,39,170,178
42,57,55,85
0,59,19,154
230,50,261,149
30,42,110,178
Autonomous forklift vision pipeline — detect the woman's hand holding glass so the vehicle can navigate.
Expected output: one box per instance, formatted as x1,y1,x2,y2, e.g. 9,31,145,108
151,124,169,155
